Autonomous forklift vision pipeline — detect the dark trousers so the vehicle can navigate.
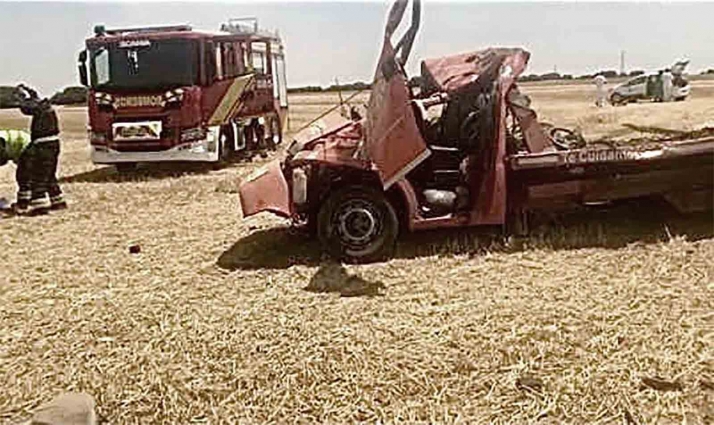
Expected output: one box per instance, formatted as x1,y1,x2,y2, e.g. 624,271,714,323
242,119,266,152
16,140,62,208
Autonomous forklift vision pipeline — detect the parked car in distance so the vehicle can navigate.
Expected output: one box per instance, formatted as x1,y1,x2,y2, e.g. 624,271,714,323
609,70,690,105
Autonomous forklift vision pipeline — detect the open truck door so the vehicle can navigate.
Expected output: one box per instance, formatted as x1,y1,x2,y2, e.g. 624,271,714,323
670,59,689,76
360,0,430,190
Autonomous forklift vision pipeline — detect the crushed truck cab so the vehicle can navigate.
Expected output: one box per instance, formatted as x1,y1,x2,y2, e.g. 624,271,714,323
239,0,713,263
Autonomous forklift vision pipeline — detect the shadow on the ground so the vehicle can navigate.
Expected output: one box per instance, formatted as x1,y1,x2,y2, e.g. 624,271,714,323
216,227,323,270
59,156,265,184
525,198,713,249
217,198,713,270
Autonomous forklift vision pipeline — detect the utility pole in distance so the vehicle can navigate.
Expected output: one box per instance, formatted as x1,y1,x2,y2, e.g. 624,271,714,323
619,50,624,75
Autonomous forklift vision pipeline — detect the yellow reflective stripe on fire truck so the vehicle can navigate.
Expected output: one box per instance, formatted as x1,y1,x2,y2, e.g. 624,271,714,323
207,74,255,126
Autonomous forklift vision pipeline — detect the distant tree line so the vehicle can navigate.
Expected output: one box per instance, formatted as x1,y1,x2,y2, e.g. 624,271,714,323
519,69,648,82
0,87,20,109
286,69,657,92
50,87,88,105
2,67,709,109
288,81,372,93
0,86,88,109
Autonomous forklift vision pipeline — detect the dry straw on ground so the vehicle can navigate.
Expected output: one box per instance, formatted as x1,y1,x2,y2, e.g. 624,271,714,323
1,81,713,424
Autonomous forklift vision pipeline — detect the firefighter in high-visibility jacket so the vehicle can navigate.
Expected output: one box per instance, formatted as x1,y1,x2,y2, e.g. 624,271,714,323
0,85,66,215
0,129,35,213
18,84,65,213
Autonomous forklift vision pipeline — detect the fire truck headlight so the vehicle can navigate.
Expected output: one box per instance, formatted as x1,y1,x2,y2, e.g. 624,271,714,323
94,92,114,107
89,131,107,144
163,88,185,107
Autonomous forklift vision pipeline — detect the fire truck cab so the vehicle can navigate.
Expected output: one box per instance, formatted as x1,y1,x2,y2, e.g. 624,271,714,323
78,19,288,169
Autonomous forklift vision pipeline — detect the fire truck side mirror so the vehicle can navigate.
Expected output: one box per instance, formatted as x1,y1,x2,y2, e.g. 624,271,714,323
78,50,88,87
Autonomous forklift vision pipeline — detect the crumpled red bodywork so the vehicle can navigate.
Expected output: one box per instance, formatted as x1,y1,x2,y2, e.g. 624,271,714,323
238,0,533,226
291,122,367,168
239,159,291,218
239,117,368,219
421,48,530,94
360,42,431,189
238,47,531,225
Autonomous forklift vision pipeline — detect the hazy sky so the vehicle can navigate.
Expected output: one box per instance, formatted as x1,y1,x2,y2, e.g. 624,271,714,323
0,1,713,96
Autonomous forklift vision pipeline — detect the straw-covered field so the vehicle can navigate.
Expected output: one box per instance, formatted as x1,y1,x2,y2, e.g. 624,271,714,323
1,80,713,424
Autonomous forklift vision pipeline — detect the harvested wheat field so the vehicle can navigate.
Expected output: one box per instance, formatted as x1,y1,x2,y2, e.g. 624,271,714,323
1,80,713,424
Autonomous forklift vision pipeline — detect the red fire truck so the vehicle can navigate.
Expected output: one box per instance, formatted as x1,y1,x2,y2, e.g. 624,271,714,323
78,19,288,170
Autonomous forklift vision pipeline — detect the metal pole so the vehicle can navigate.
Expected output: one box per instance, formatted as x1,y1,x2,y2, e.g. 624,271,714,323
620,50,626,75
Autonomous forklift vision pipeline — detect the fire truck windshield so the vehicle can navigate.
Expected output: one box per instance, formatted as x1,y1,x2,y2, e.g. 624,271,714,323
89,39,198,90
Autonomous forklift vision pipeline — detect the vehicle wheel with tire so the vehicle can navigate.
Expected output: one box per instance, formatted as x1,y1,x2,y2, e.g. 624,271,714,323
115,163,137,173
610,93,625,106
317,185,399,263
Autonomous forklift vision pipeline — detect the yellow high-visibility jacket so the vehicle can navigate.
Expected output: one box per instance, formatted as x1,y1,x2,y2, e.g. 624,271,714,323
0,129,32,165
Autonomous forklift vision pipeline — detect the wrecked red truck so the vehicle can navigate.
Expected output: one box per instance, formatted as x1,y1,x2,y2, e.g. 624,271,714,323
239,0,714,262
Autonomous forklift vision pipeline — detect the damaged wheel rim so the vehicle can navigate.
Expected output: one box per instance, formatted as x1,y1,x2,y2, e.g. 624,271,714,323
335,201,380,246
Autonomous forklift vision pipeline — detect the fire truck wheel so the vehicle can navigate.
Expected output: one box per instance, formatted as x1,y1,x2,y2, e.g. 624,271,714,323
218,125,235,161
115,163,137,173
317,185,398,263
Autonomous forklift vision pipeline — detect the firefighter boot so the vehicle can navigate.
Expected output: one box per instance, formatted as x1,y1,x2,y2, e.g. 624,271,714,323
11,202,29,216
50,194,68,211
27,195,50,216
13,190,31,215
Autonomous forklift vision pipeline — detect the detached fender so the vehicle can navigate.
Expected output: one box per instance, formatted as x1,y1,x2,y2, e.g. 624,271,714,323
238,160,291,218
